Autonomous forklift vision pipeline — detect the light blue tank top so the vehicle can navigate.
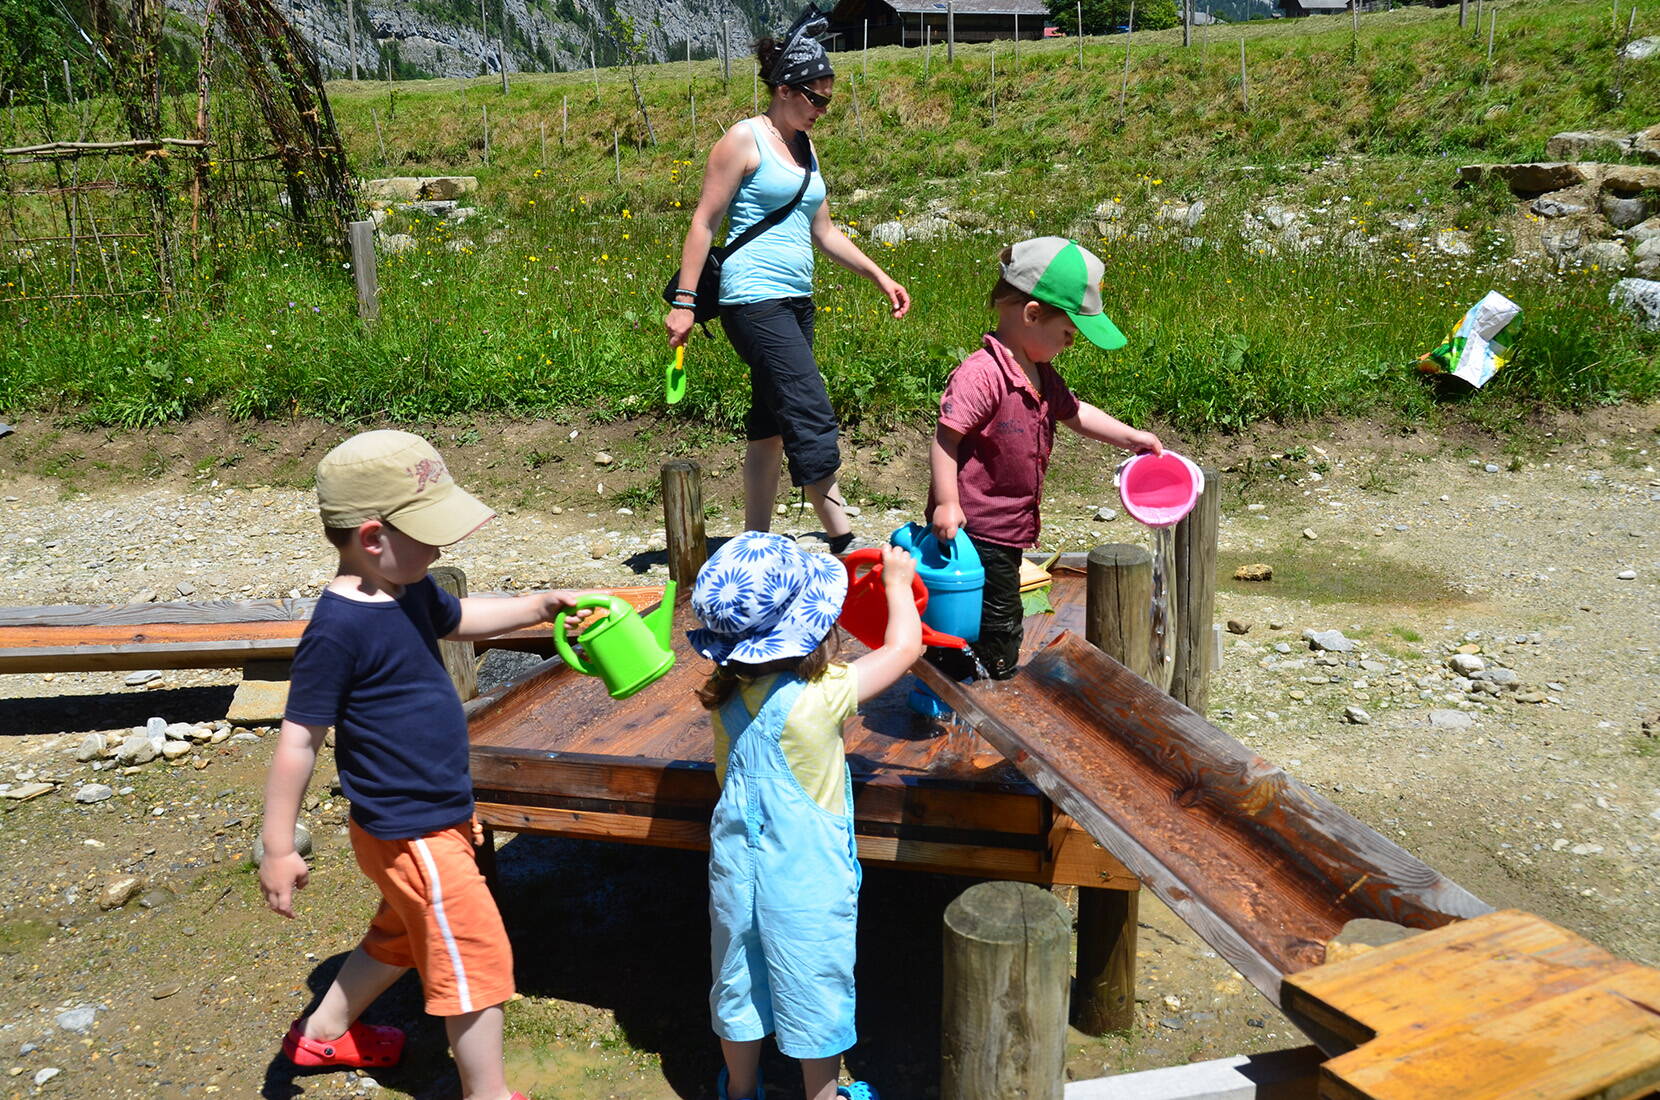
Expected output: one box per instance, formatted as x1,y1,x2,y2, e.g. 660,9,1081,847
719,118,826,306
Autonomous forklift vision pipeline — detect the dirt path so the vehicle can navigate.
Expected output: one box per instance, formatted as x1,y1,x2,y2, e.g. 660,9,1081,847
0,406,1656,1097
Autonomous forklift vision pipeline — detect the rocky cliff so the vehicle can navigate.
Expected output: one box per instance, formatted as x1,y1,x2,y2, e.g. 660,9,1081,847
175,0,795,80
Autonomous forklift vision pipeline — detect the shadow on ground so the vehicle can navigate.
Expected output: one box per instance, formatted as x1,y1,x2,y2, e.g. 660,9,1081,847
0,684,237,737
495,836,972,1100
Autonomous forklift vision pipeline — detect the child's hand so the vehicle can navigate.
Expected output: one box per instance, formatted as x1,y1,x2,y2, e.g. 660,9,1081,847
931,503,967,545
471,814,486,847
533,590,583,623
1134,431,1165,456
260,850,310,919
879,545,916,591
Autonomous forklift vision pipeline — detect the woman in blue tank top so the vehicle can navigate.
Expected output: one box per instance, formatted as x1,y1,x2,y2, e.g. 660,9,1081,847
665,11,910,557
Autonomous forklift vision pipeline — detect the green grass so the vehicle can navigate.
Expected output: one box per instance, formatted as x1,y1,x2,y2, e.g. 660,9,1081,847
1218,540,1472,606
1,0,1657,434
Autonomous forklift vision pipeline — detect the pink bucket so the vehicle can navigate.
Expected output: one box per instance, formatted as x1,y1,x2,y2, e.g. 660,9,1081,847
1117,451,1205,528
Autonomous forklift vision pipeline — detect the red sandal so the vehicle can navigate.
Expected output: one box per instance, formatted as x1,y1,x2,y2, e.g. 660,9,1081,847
281,1018,405,1068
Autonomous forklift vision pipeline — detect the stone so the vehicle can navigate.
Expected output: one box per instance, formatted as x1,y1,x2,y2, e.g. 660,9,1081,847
1459,162,1594,195
1600,192,1652,231
175,581,196,597
33,1068,60,1086
1226,619,1251,635
74,734,105,762
1344,705,1373,725
1486,667,1519,686
1610,278,1660,331
1093,506,1117,522
378,233,416,255
252,822,313,866
1569,842,1604,856
123,670,162,686
144,716,167,745
226,679,291,725
1619,35,1660,60
869,221,906,245
1447,653,1487,676
1302,528,1318,540
1635,238,1660,278
1629,217,1660,245
161,740,193,761
55,1006,96,1033
1324,918,1422,965
588,541,612,560
1274,642,1293,655
133,587,157,603
593,452,614,466
99,875,144,910
74,783,113,803
1234,563,1272,582
363,176,478,202
1617,569,1637,580
0,781,53,801
1606,165,1660,193
1544,131,1631,161
116,735,158,766
1531,195,1589,218
1429,709,1475,729
1304,629,1355,653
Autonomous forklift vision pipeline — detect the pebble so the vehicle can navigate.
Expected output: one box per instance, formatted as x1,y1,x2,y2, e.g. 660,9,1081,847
73,784,113,803
99,875,144,910
160,740,193,761
593,452,614,466
1234,563,1273,582
115,735,158,766
176,582,195,596
1447,653,1486,676
1274,642,1293,654
73,734,105,762
133,587,157,603
33,1068,60,1086
123,670,162,686
1226,619,1251,634
1484,463,1500,473
1093,506,1117,522
1570,843,1604,856
1158,1016,1185,1030
1429,709,1475,729
1345,705,1373,725
1302,528,1318,540
54,1006,96,1034
1617,569,1637,580
0,782,55,801
588,542,613,560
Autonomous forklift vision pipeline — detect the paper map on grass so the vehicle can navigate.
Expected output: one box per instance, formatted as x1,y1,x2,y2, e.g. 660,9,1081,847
1417,290,1522,389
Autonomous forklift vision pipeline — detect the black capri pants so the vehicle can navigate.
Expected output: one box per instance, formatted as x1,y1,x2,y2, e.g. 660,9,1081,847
720,296,842,488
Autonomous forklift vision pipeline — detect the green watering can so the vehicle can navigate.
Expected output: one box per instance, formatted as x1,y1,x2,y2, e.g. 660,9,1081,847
552,582,678,699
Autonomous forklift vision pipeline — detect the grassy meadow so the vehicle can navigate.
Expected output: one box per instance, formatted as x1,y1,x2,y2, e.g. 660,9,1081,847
2,0,1657,435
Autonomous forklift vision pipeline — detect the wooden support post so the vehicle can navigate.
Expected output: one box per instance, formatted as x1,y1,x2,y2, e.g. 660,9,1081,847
612,129,620,185
1073,542,1150,1035
1239,36,1249,113
942,881,1070,1100
371,106,386,166
721,16,730,82
481,104,490,165
661,460,707,600
538,121,546,167
430,566,477,701
947,0,955,62
561,95,568,143
1169,468,1219,714
348,219,379,323
1078,0,1085,66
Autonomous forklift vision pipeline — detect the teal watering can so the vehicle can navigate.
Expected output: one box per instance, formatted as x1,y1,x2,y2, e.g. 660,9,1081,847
888,522,984,645
552,582,678,699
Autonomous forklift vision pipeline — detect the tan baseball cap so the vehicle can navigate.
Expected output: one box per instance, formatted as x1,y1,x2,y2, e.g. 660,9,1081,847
315,430,494,546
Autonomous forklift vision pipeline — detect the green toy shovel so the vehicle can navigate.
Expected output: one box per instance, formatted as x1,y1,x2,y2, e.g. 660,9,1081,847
666,344,687,405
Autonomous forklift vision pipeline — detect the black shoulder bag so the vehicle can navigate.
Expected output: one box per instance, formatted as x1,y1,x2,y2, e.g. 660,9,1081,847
664,131,814,331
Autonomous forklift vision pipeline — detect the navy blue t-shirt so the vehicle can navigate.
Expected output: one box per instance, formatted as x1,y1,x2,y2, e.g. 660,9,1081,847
284,577,472,839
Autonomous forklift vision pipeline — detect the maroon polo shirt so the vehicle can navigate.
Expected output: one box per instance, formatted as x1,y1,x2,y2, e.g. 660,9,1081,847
930,334,1080,549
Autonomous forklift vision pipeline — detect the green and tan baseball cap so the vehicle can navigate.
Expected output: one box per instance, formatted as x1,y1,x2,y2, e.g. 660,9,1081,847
1002,236,1127,351
316,430,495,546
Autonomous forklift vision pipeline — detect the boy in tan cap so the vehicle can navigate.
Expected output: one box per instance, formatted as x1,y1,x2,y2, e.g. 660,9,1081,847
260,429,579,1100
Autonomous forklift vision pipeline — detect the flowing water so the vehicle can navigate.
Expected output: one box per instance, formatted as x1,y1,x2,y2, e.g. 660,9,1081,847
932,647,996,764
1150,526,1178,692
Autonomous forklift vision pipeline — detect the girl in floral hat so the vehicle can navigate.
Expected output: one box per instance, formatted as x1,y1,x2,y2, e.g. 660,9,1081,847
690,531,923,1100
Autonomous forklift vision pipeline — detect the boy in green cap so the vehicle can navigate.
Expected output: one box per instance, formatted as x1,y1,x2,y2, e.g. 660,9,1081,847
927,237,1163,679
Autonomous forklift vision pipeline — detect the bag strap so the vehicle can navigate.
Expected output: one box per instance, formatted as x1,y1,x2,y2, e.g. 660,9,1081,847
717,127,813,260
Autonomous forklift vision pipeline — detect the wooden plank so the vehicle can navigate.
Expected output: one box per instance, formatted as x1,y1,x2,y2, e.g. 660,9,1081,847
1320,969,1660,1100
0,636,302,673
916,632,1492,1008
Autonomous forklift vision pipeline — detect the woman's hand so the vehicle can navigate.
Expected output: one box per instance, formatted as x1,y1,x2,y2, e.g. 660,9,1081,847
878,275,911,319
665,306,696,348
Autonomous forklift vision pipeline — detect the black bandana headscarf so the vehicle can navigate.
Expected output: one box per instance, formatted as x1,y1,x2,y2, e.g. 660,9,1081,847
770,6,835,87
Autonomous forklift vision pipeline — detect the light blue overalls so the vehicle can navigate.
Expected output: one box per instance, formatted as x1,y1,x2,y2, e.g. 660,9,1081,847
708,674,861,1060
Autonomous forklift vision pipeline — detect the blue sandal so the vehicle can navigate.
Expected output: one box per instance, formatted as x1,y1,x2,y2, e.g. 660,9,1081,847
838,1085,880,1100
716,1066,766,1100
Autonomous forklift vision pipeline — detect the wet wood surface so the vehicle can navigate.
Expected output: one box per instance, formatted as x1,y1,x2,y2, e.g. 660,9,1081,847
1284,909,1660,1099
914,630,1493,1010
0,588,664,673
467,560,1136,888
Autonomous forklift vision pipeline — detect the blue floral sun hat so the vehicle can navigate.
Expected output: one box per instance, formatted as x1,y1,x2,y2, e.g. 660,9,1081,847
689,531,848,666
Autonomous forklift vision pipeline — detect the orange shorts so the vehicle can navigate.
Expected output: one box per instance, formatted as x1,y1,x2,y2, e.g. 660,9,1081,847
349,819,515,1017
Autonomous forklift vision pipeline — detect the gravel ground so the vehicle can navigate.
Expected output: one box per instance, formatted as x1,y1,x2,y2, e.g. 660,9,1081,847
0,406,1656,1097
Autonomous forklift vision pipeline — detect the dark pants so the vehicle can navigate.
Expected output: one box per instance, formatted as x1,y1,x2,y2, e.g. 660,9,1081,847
720,297,841,488
926,538,1026,681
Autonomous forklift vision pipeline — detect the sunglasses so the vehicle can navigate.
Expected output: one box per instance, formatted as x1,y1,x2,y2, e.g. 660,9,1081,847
791,85,832,109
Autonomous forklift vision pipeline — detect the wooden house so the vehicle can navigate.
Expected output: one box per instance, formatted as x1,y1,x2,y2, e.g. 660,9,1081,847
827,0,1052,49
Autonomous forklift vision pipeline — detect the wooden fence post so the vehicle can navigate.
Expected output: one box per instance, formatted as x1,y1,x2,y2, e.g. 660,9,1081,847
661,460,707,601
942,881,1070,1100
1073,542,1150,1036
1240,36,1249,112
430,566,477,701
1170,468,1219,714
348,219,379,323
947,0,956,62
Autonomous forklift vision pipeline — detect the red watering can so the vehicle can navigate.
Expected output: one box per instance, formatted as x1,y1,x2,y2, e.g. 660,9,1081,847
838,549,968,650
